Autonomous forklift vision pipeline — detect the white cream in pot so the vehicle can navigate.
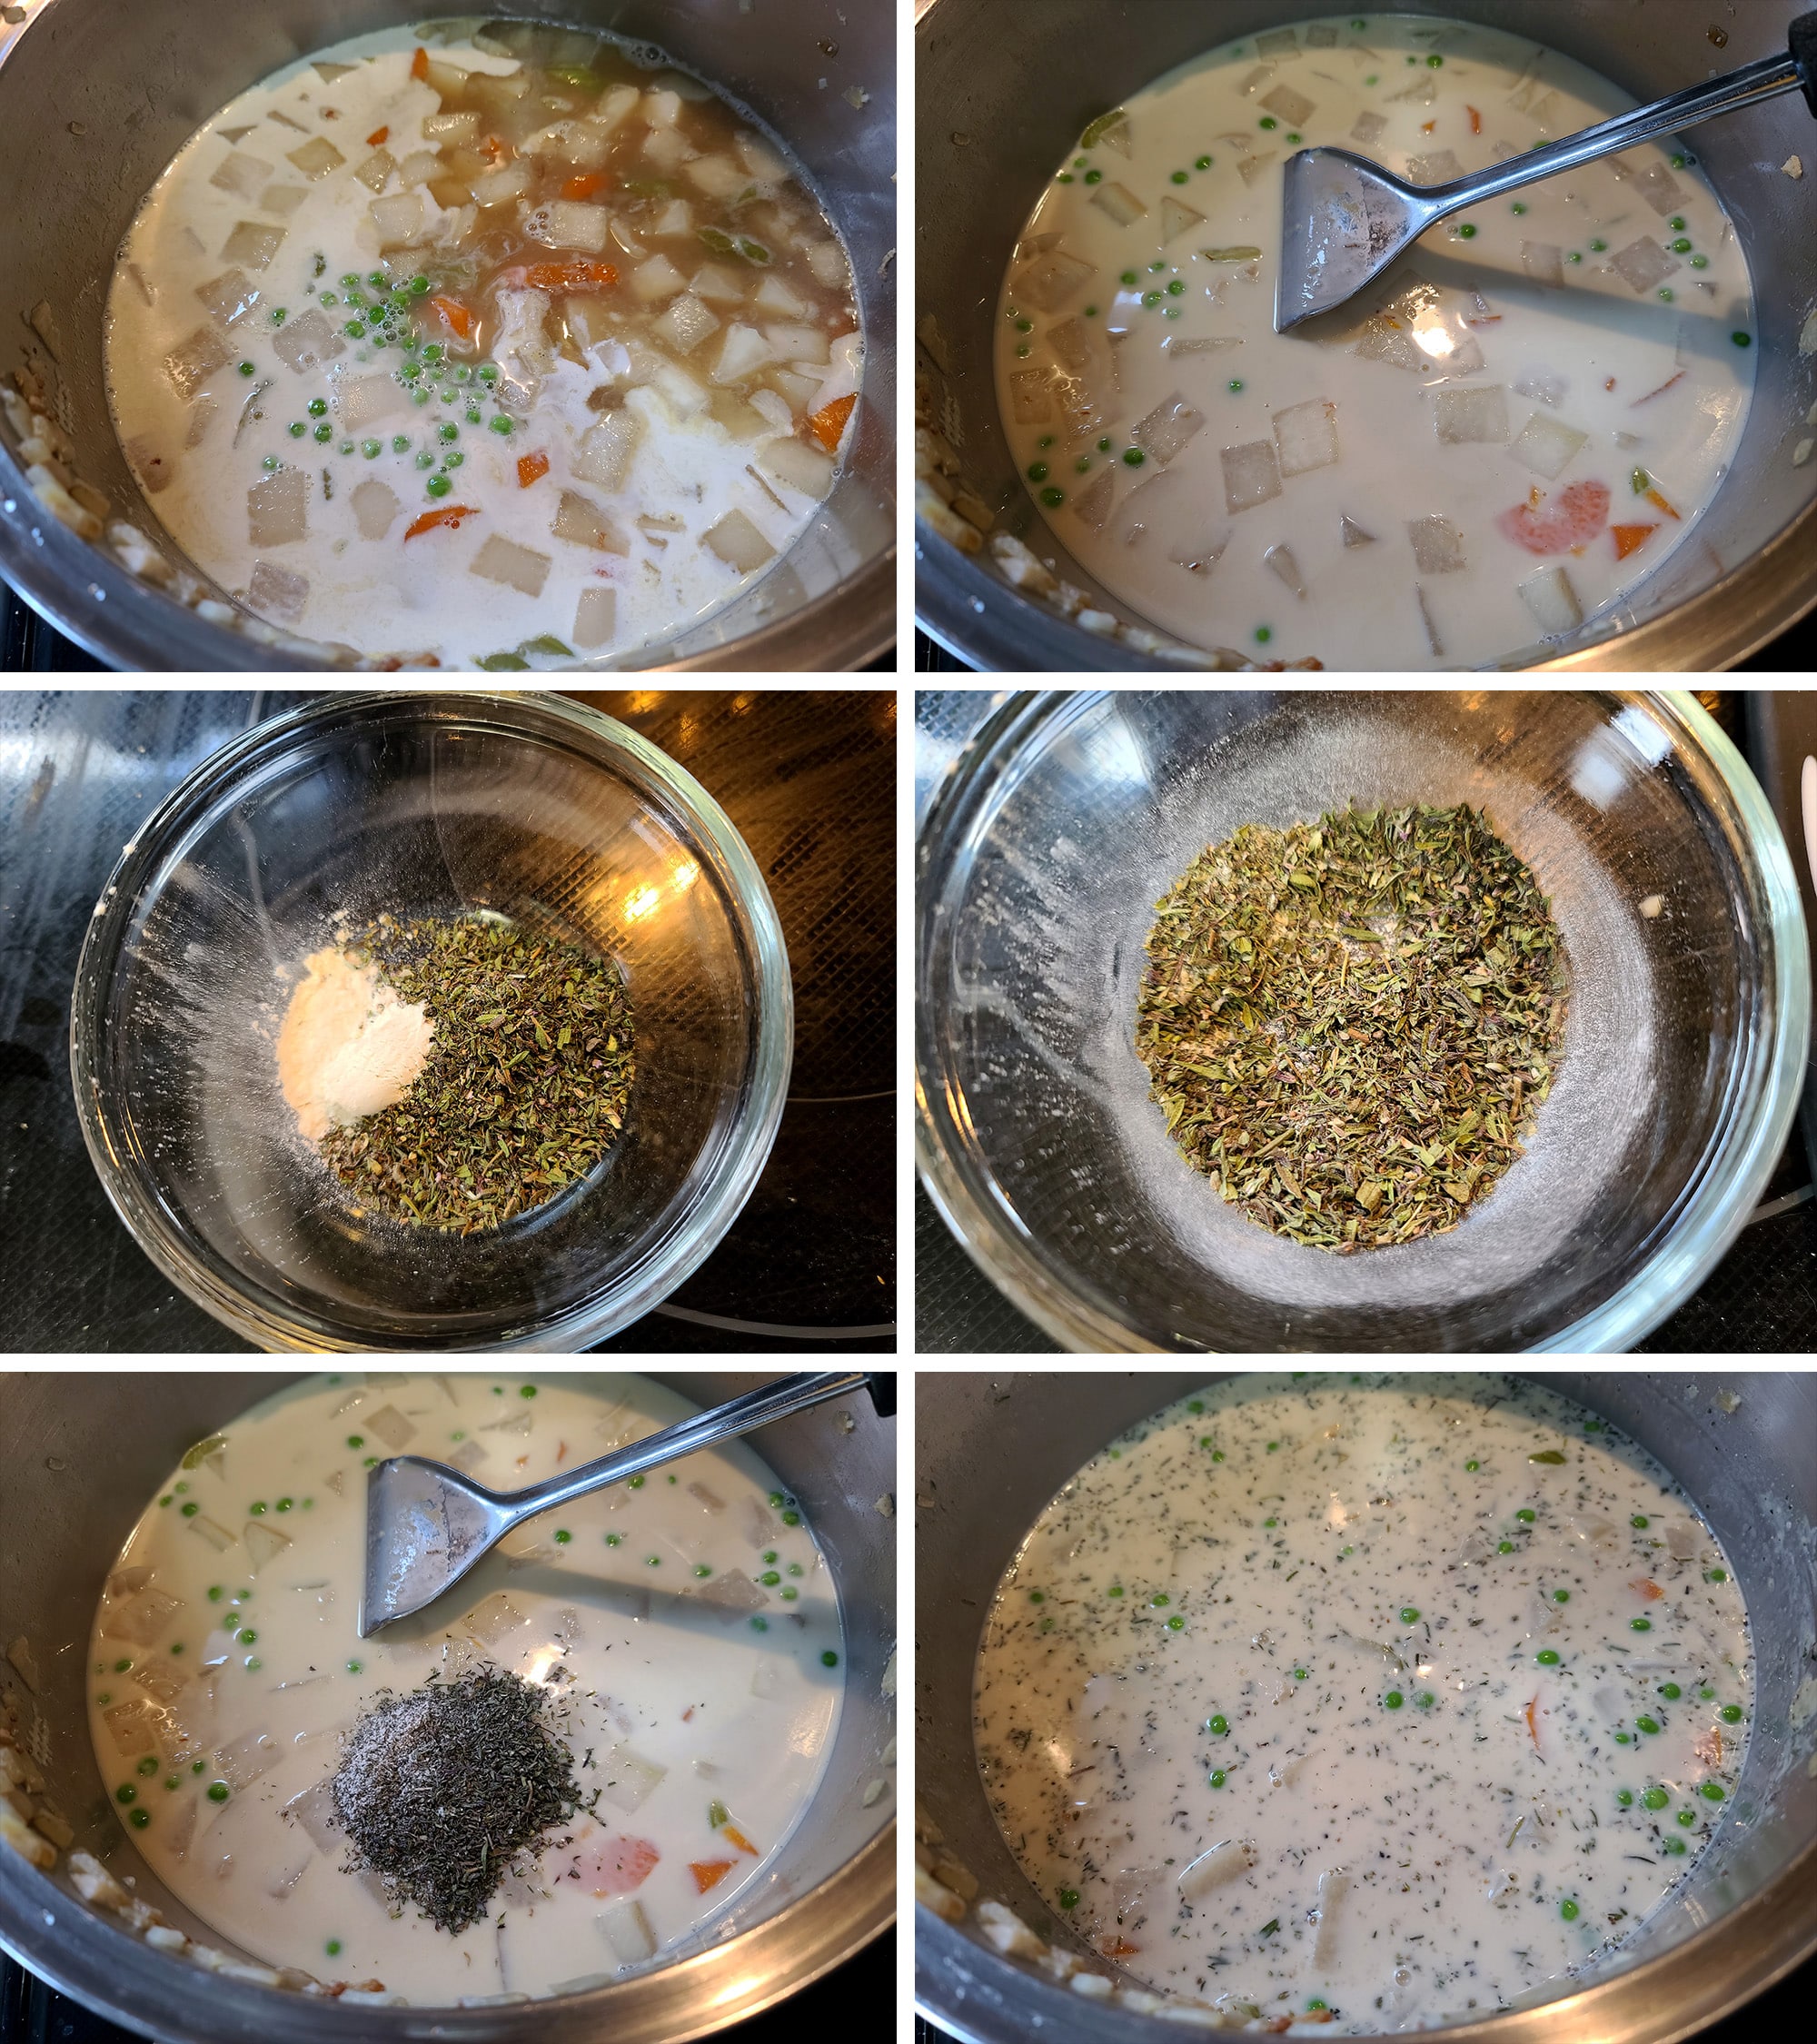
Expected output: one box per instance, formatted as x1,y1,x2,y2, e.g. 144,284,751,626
975,1374,1752,2032
88,1373,844,2003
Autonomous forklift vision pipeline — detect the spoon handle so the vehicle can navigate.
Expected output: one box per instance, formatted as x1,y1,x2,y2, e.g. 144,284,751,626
1421,44,1807,220
491,1372,872,1524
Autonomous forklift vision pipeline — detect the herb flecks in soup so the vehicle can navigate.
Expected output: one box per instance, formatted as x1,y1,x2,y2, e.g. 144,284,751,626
89,1374,843,2004
106,18,860,667
995,14,1753,670
975,1374,1752,2033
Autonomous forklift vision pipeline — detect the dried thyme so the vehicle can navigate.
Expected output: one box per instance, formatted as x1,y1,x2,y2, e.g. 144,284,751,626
332,1667,581,1934
1136,802,1567,1250
319,914,633,1234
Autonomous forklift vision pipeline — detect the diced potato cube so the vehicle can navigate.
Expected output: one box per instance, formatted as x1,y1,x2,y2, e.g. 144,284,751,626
596,83,642,134
734,130,789,186
1406,149,1465,187
272,308,345,374
653,293,720,354
1354,314,1425,372
712,323,775,385
247,468,306,548
369,193,427,249
471,533,552,597
220,222,285,272
1132,392,1205,468
597,1899,655,1966
566,295,618,352
759,435,835,497
334,374,406,432
533,200,611,254
247,561,307,623
643,88,683,129
690,263,746,306
285,136,344,181
1633,160,1684,217
572,410,642,491
210,149,274,201
1521,241,1564,288
422,111,482,144
601,1747,667,1811
703,508,776,572
764,322,829,365
1434,385,1510,444
194,271,260,326
526,119,612,169
751,273,808,320
552,489,630,553
1073,468,1114,531
1260,84,1316,126
430,175,473,212
686,153,749,200
1610,236,1680,294
1351,111,1387,146
1510,410,1588,479
1088,181,1147,226
259,184,309,217
1517,562,1584,634
1236,152,1278,187
1220,439,1283,513
709,388,771,441
1407,514,1466,573
630,253,688,303
158,327,227,413
573,583,616,650
769,367,821,412
1159,197,1205,245
805,240,849,292
397,150,442,188
351,477,399,540
352,149,395,193
1008,367,1053,426
471,161,534,208
1010,248,1095,314
1272,397,1339,475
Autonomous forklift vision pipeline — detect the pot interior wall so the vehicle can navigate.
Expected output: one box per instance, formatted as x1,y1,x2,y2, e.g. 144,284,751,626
916,0,1817,669
0,1372,894,1993
916,1372,1817,2016
0,0,893,668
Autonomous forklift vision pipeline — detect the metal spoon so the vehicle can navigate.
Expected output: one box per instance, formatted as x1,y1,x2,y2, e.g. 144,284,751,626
1276,14,1817,331
360,1371,871,1634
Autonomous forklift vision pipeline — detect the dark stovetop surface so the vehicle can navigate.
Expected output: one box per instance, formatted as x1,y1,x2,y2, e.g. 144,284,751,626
0,688,895,1352
0,1933,892,2044
912,688,1817,1353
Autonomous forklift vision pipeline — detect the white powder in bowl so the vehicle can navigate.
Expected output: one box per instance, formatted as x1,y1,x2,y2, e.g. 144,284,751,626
276,946,434,1144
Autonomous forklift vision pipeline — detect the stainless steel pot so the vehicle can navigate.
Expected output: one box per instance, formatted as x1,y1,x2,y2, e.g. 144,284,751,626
917,1371,1817,2044
915,0,1817,670
0,1372,896,2042
0,0,895,670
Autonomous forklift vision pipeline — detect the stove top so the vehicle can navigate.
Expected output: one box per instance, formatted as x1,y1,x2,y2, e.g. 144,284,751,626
0,688,895,1351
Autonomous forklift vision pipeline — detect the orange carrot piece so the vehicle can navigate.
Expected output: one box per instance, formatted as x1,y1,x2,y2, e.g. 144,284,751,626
1630,1576,1664,1600
410,45,429,80
1524,1693,1542,1754
806,393,857,454
1467,104,1483,134
430,294,473,340
517,451,551,490
402,504,480,541
1099,1938,1140,1959
689,1860,736,1894
513,258,619,293
367,125,390,147
561,172,607,201
1644,486,1683,521
482,134,509,164
720,1824,760,1858
1612,523,1658,560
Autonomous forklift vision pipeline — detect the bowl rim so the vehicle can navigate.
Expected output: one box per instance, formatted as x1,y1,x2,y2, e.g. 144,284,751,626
913,688,1812,1354
67,690,794,1353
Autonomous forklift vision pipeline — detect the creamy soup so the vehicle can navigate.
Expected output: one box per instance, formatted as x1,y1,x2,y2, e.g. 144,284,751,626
88,1374,844,2003
994,14,1755,670
106,17,860,668
975,1374,1752,2033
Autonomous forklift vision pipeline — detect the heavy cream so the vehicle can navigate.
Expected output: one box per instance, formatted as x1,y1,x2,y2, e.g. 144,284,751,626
994,14,1755,669
104,20,860,667
975,1374,1752,2032
88,1374,844,2003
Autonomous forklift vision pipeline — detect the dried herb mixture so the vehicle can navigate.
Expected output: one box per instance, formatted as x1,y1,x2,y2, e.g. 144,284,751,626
1136,802,1567,1250
331,1667,581,1934
320,914,633,1234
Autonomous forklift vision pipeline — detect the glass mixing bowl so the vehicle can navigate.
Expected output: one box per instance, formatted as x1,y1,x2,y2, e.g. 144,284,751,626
71,693,791,1350
916,690,1811,1352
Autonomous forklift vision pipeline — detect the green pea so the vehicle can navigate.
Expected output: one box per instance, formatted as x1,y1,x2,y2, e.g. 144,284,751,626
1119,270,1138,287
1707,1568,1728,1583
287,422,306,439
344,321,366,339
1415,1692,1435,1710
1721,1704,1743,1723
1455,223,1477,238
1123,448,1145,467
820,1650,839,1667
1209,1768,1226,1787
128,1807,151,1830
136,1756,157,1777
415,451,435,469
1167,1615,1184,1631
1039,487,1065,507
1589,239,1607,253
1636,1715,1660,1735
1560,1898,1578,1921
1293,1667,1307,1681
1669,217,1686,232
1259,116,1278,131
489,414,514,434
1691,254,1709,269
1208,1715,1229,1735
1141,291,1161,307
1701,1782,1725,1801
1400,1607,1420,1623
1616,1790,1633,1807
1676,1809,1696,1827
1083,168,1101,184
1385,1691,1404,1709
630,1476,646,1490
1658,288,1674,302
1497,1541,1514,1553
1664,1835,1687,1854
1027,461,1049,482
1465,1459,1480,1471
1150,1593,1169,1609
1254,626,1272,645
1517,1509,1535,1523
1228,379,1244,393
1660,1683,1682,1700
1536,1650,1560,1666
361,438,382,458
1631,1515,1650,1528
1671,237,1692,254
1195,155,1212,171
425,473,452,499
693,1564,712,1578
180,1502,199,1516
1427,52,1444,65
763,1572,782,1586
1643,1787,1669,1810
1632,1618,1653,1632
1553,1590,1570,1604
1510,203,1525,217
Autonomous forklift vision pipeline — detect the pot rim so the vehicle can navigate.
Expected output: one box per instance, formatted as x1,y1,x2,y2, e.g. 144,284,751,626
913,689,1812,1354
68,690,795,1353
914,1829,1817,2044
